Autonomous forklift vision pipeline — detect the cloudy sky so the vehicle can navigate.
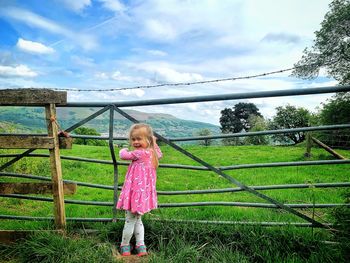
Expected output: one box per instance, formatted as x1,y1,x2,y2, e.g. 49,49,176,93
0,0,337,125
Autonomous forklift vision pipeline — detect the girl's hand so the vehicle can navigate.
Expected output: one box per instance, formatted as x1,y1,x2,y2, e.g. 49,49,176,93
153,136,157,144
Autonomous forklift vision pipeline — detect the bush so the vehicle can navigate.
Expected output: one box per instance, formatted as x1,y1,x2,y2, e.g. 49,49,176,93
73,127,107,146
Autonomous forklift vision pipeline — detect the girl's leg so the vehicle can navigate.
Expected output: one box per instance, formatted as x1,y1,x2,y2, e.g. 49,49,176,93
134,214,147,256
121,211,137,246
134,214,145,246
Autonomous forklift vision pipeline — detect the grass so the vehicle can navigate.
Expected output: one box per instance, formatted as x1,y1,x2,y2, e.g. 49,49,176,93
0,221,348,262
1,144,349,224
0,144,349,262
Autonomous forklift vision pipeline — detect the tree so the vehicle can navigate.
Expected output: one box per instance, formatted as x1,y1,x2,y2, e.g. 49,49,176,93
220,102,262,133
244,115,269,145
196,128,212,146
73,127,107,146
317,93,350,148
269,105,311,144
292,0,350,84
320,92,350,124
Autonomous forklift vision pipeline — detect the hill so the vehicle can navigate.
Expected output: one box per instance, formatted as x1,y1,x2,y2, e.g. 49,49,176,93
0,107,220,137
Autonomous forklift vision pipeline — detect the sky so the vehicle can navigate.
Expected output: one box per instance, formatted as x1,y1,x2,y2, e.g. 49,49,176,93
0,0,338,126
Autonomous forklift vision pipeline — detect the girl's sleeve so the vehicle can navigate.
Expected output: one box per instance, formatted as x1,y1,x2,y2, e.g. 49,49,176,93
119,148,140,160
154,143,163,159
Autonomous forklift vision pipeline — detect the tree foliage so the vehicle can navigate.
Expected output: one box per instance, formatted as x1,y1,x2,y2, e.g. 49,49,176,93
317,93,350,148
73,127,107,146
269,105,311,144
244,115,269,145
292,0,350,84
320,92,350,124
220,102,262,134
196,128,213,146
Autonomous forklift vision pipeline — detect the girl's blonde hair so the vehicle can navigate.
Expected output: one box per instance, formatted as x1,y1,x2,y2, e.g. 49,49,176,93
129,123,159,168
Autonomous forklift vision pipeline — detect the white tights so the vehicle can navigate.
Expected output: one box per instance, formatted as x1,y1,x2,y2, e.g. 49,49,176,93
121,211,145,246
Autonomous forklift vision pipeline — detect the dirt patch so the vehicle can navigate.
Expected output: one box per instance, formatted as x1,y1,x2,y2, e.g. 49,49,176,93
112,246,149,263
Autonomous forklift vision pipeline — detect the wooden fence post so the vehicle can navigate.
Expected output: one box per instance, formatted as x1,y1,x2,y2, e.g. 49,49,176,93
45,104,66,229
304,132,312,158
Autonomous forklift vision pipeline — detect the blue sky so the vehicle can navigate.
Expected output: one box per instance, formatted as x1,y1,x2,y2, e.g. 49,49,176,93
0,0,336,125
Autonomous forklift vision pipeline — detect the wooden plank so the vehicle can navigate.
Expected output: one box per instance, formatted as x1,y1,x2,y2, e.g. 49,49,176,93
311,137,347,160
0,88,67,106
46,104,66,229
0,136,54,149
0,182,76,195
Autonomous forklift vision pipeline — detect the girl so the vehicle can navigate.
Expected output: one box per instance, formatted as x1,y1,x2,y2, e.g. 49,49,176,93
116,123,162,257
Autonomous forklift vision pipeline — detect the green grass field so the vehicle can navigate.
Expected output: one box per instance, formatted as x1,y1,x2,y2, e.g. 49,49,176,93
1,144,349,262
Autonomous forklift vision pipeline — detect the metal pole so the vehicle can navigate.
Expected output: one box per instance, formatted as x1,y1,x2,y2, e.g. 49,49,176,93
0,149,35,171
2,123,350,142
1,172,349,194
0,214,333,228
1,194,348,209
64,85,350,108
109,106,119,221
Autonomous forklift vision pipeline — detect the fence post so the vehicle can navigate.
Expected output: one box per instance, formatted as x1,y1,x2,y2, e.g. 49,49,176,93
45,104,66,229
304,132,312,158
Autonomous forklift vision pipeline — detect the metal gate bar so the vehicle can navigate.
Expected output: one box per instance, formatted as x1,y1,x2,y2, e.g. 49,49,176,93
114,106,326,228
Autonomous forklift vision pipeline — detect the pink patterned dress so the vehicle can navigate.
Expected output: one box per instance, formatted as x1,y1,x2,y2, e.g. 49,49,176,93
116,145,162,215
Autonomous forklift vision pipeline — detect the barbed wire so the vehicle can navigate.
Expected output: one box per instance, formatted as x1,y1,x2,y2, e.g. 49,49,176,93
52,66,296,92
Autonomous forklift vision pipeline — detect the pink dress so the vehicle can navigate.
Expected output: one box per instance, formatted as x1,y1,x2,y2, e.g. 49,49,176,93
116,145,162,215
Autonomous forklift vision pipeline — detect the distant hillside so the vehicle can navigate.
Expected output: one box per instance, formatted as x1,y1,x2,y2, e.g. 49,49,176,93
0,107,220,138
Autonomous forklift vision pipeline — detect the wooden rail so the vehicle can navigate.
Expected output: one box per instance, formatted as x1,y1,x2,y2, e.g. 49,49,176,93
0,182,76,195
0,136,54,149
311,137,347,160
0,88,66,106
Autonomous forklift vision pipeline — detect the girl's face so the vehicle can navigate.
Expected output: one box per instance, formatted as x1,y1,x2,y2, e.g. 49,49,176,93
130,128,149,149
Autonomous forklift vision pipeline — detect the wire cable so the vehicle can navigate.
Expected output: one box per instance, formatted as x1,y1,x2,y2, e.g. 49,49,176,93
52,66,295,92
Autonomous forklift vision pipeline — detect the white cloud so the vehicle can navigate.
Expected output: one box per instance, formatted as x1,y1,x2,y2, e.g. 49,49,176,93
132,0,243,42
3,7,98,50
120,89,145,97
143,19,178,41
4,7,70,35
16,38,55,54
94,70,141,82
59,0,91,12
242,0,329,39
130,48,168,57
131,62,203,83
147,50,168,57
152,67,203,83
111,71,136,82
94,72,109,79
308,80,338,88
98,0,125,13
0,64,38,78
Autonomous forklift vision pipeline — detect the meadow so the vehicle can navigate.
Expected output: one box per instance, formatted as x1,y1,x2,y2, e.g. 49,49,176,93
0,143,349,262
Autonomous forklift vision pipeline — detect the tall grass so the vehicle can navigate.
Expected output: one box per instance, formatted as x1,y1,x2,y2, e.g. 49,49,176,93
0,221,347,262
0,231,114,263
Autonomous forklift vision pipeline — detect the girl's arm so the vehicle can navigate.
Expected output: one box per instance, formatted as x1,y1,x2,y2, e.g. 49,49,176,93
154,143,163,159
119,148,140,160
152,136,163,159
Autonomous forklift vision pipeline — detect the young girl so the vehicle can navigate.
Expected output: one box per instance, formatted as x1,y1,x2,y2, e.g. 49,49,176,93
116,123,162,257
